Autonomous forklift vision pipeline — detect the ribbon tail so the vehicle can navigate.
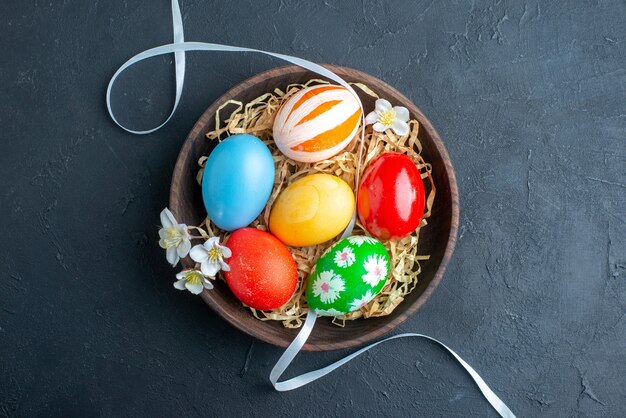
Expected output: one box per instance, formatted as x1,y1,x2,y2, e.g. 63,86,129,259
171,0,185,116
270,310,317,390
270,315,516,418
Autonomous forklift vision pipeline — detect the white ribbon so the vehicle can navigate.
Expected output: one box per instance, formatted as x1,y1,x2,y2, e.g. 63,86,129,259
271,312,516,418
106,3,364,136
106,2,516,417
105,0,366,186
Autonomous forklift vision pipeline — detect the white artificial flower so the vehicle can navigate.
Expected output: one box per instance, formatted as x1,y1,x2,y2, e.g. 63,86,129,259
349,290,375,312
312,270,345,304
333,246,356,268
347,235,378,247
314,307,346,317
174,269,213,295
365,99,410,136
158,207,191,267
362,255,389,287
189,237,232,277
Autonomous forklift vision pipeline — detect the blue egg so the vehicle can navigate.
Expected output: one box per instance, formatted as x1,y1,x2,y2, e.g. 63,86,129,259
202,134,275,231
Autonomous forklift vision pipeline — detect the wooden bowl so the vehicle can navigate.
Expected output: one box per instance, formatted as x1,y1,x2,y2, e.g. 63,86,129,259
170,65,459,352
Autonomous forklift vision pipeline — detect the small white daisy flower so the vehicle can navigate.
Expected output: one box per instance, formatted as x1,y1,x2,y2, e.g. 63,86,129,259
158,207,191,267
362,255,389,287
347,235,378,247
349,290,375,312
314,307,346,317
365,99,410,136
312,270,345,304
333,246,356,268
189,237,232,277
174,269,213,295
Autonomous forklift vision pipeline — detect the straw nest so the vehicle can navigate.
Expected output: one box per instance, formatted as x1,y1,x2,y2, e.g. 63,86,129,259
194,79,435,328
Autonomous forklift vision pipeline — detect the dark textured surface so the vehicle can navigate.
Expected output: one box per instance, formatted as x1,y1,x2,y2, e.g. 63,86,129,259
1,0,624,416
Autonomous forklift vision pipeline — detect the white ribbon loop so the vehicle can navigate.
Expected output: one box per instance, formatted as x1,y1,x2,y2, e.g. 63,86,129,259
106,41,364,135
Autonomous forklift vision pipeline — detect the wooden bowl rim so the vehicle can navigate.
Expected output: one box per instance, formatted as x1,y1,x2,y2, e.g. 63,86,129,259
170,64,459,351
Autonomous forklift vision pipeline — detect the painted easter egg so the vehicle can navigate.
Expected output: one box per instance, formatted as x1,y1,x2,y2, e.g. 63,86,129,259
269,174,354,247
306,236,390,316
224,228,298,310
202,134,275,231
272,85,362,162
357,152,425,240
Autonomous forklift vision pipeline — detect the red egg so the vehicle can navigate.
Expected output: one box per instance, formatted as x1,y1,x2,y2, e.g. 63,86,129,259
224,228,298,310
357,152,425,240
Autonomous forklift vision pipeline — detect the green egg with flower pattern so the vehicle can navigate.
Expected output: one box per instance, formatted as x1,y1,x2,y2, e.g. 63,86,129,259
306,235,391,316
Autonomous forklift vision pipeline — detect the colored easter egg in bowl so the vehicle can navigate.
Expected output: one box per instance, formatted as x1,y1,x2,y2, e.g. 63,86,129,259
357,152,425,241
269,173,354,247
201,134,275,231
272,84,362,163
224,228,298,310
306,236,391,316
171,65,458,351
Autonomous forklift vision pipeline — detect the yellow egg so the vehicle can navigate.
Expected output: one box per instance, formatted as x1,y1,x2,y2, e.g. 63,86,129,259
269,174,355,247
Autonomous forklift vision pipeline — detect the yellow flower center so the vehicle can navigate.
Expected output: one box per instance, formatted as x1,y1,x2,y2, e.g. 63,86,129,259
186,272,203,285
208,246,222,262
379,109,396,126
163,228,183,248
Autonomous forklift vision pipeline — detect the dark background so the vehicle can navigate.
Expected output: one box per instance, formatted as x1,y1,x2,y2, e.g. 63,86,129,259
1,0,625,416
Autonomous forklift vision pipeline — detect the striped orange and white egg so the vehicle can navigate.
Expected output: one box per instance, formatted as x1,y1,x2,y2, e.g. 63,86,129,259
272,85,362,163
